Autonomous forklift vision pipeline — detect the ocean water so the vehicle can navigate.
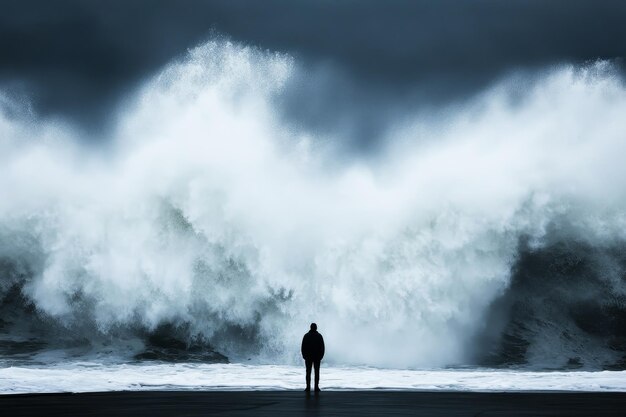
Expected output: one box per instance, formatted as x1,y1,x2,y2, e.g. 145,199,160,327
2,363,626,394
3,39,626,386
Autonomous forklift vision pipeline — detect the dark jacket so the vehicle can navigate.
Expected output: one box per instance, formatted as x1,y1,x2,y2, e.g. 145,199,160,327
301,330,325,361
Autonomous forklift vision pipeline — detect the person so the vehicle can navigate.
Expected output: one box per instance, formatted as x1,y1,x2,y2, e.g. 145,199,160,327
301,322,325,392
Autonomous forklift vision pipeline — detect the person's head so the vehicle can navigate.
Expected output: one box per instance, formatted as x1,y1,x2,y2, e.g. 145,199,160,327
310,323,317,331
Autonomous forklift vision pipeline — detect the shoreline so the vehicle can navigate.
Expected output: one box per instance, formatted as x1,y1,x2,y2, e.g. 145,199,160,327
3,363,626,393
2,390,626,416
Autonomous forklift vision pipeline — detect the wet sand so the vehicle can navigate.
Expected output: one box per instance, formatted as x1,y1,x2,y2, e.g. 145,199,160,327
2,390,626,416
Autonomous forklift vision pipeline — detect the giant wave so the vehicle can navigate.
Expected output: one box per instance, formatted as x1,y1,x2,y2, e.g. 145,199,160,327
1,40,626,370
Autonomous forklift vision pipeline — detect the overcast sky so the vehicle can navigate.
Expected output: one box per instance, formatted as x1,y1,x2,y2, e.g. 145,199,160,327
1,0,626,144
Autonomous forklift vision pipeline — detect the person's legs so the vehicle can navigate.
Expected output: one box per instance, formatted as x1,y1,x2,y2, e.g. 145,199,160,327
313,360,321,391
305,359,312,391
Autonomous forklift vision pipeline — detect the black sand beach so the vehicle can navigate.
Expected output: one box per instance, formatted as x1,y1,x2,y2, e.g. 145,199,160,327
2,391,626,416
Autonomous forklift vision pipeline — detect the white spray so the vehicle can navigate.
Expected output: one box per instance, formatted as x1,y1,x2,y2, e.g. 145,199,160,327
1,41,626,368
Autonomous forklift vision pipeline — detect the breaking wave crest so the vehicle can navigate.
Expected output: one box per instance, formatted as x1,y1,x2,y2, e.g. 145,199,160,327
2,40,626,369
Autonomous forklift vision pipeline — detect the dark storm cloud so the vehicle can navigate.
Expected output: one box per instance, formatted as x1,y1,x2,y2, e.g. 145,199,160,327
1,0,626,141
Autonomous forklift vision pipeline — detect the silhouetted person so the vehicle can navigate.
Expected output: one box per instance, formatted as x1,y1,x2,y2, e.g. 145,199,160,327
301,322,325,392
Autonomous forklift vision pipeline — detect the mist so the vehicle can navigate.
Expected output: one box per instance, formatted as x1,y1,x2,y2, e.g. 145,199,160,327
2,39,626,368
2,0,626,149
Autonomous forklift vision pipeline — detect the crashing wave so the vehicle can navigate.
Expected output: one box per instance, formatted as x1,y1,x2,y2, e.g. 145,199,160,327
1,40,626,369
